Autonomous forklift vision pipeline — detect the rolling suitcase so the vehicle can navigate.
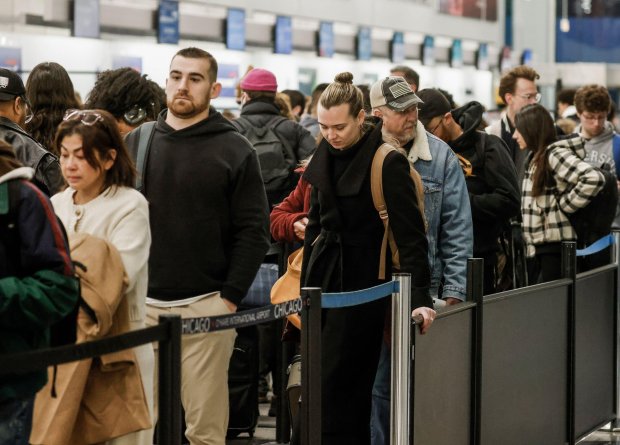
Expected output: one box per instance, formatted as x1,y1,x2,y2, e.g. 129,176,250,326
226,324,260,438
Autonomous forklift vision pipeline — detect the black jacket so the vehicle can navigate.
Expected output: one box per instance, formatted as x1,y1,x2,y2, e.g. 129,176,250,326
302,121,431,308
450,102,520,255
125,109,270,305
0,117,63,196
239,100,316,205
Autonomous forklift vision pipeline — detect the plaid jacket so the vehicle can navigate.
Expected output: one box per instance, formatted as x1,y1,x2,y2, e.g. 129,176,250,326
522,136,605,253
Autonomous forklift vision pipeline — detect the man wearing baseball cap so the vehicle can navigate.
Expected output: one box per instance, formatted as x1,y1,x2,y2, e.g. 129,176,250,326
0,68,63,195
369,76,473,445
417,88,520,295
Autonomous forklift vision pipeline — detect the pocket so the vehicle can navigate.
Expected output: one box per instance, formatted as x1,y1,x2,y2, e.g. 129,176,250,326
215,296,236,315
421,176,442,224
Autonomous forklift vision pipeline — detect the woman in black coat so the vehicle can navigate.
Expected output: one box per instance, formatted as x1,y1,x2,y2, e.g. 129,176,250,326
300,72,434,445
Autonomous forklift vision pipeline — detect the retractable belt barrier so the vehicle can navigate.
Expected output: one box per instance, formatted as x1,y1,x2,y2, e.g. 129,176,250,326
576,233,615,257
181,281,400,335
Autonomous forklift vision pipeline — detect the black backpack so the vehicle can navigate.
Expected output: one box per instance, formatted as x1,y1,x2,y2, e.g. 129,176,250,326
232,115,297,194
566,163,618,248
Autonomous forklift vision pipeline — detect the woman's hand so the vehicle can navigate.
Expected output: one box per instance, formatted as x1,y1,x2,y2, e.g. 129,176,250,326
412,306,436,335
293,217,309,240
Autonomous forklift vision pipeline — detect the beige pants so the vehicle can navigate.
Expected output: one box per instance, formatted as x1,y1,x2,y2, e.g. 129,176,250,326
146,293,237,445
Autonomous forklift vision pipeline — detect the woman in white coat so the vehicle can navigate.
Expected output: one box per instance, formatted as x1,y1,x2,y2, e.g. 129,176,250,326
51,109,154,445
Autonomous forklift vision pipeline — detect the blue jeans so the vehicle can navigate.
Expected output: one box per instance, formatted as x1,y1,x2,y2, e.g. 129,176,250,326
0,396,34,445
370,341,390,445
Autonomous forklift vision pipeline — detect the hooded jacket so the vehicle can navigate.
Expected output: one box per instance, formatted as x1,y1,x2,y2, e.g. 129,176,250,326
450,102,520,255
0,116,64,196
577,121,617,170
0,143,78,402
124,109,270,305
238,99,316,206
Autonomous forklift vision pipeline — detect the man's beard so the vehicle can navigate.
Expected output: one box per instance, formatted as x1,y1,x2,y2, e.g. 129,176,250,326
167,95,209,119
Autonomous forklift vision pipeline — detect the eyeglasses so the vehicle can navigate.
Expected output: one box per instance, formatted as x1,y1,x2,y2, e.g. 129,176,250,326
580,112,607,123
123,104,150,126
427,117,443,135
63,109,104,126
517,92,542,103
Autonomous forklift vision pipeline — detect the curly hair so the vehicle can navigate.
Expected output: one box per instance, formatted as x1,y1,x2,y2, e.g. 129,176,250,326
574,84,611,114
25,62,80,155
85,68,161,124
498,66,540,105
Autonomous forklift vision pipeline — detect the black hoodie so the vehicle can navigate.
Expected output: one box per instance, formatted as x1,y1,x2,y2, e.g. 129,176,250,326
449,101,520,255
125,109,270,304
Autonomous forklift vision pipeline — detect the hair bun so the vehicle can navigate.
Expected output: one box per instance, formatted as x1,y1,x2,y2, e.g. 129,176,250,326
334,72,354,84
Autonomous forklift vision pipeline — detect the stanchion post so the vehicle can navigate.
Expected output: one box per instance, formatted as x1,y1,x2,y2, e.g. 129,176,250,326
562,241,577,444
157,314,182,445
390,273,411,445
300,287,322,445
611,231,620,430
468,257,484,445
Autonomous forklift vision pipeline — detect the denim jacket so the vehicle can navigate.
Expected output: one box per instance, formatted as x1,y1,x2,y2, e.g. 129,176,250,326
406,122,473,301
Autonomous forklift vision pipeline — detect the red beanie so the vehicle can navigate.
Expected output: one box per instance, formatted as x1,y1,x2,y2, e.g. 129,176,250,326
240,68,278,92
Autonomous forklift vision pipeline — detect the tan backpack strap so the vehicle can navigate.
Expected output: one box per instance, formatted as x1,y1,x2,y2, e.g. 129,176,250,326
371,144,395,279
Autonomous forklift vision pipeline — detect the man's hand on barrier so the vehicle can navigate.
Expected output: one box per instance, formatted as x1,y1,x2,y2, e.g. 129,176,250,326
222,298,238,313
413,307,436,335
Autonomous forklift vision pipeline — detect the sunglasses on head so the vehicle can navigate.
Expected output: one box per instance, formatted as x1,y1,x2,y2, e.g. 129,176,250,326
63,109,104,126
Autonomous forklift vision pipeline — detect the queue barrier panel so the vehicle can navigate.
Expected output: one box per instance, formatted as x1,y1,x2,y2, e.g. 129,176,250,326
574,265,616,440
480,281,571,445
412,303,475,445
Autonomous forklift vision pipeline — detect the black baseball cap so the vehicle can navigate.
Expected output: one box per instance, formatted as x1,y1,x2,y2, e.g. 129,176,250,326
417,88,452,126
0,68,26,101
370,76,423,111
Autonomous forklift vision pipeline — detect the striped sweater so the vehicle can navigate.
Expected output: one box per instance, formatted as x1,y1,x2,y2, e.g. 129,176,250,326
521,136,605,254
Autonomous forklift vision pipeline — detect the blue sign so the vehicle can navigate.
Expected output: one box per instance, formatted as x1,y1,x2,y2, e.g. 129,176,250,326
0,47,21,71
73,0,100,39
218,64,239,98
274,16,293,54
521,49,533,65
357,27,372,61
391,32,405,63
476,43,489,70
450,39,463,68
158,0,179,44
422,36,435,66
226,8,246,51
318,22,334,58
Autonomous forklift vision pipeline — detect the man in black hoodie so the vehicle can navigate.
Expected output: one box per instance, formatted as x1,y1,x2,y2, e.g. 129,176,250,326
125,47,270,444
417,88,520,294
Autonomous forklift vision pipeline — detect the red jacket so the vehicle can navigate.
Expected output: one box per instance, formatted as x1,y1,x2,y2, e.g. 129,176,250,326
270,169,311,243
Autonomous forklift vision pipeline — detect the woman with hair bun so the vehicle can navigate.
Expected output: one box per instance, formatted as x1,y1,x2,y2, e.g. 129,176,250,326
299,72,434,444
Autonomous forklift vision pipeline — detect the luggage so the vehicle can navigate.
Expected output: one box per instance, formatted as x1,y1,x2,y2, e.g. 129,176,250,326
286,354,302,429
227,325,260,439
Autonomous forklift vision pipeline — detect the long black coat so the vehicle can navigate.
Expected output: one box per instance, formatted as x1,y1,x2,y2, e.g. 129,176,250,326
299,121,431,442
301,121,431,306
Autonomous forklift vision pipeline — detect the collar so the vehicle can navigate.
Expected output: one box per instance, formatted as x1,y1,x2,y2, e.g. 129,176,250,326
304,121,382,197
406,121,432,163
0,166,33,185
